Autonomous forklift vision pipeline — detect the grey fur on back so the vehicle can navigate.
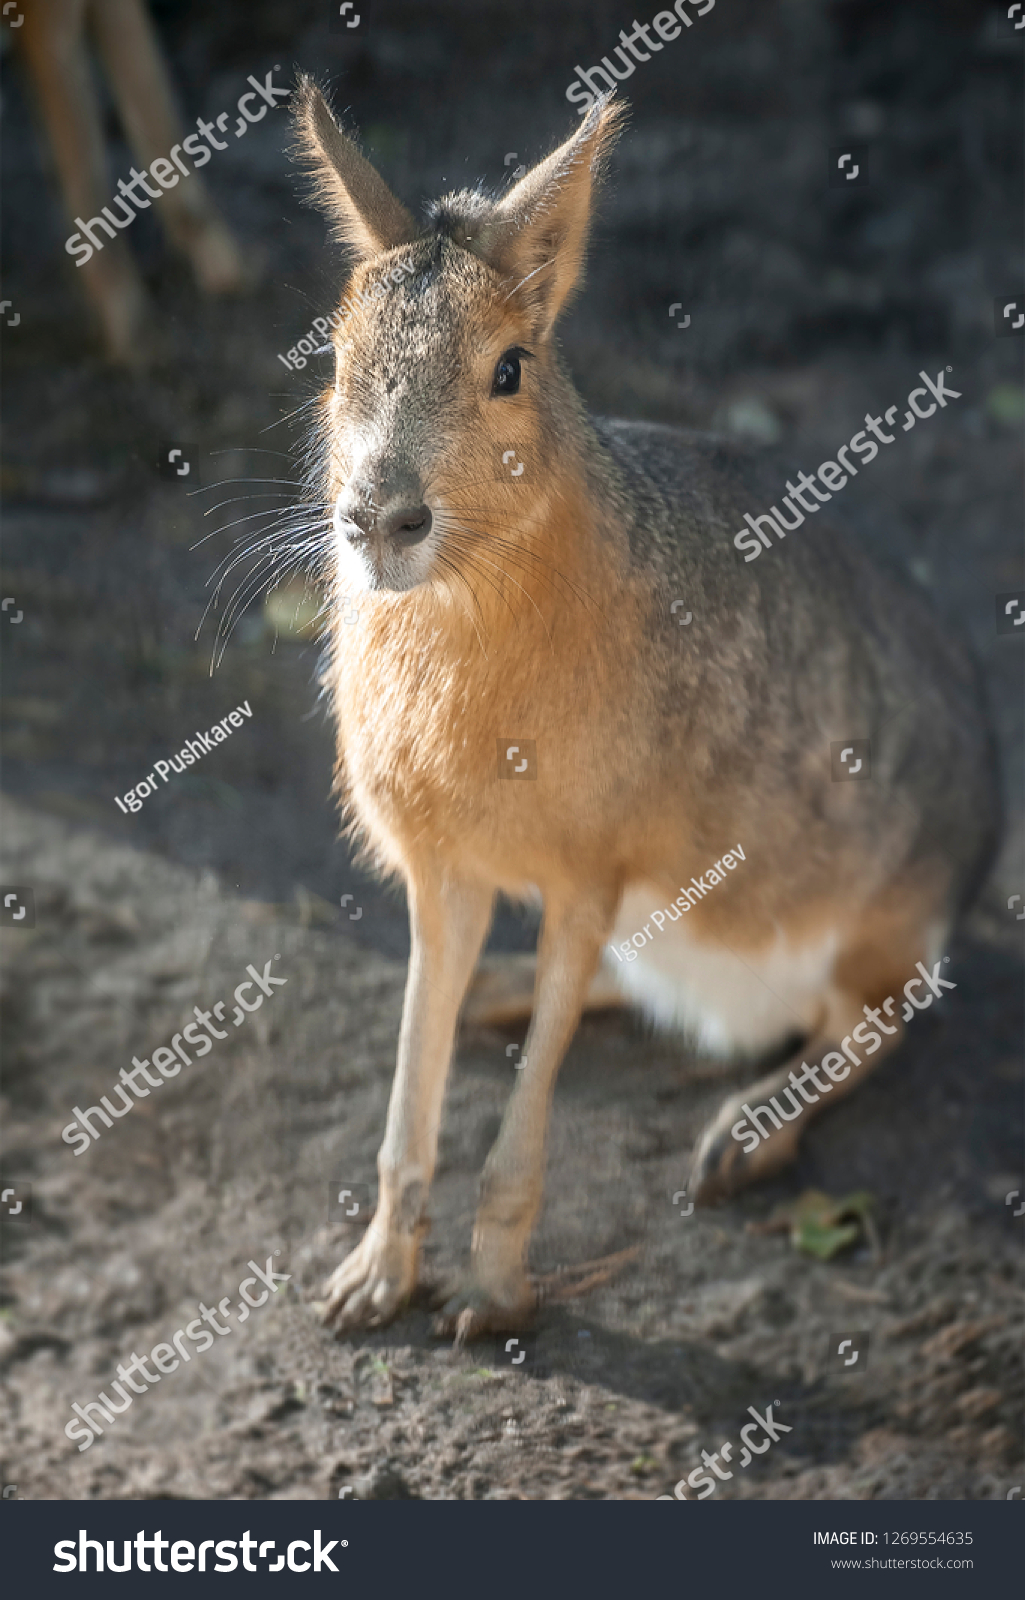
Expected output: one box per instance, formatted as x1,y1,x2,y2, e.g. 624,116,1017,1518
585,415,1000,917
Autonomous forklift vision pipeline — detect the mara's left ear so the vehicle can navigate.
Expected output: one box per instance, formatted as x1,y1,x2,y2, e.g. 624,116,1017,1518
292,75,418,260
475,95,627,337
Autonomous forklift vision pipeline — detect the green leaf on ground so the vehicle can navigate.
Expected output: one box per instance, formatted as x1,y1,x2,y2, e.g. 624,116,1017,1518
750,1188,877,1260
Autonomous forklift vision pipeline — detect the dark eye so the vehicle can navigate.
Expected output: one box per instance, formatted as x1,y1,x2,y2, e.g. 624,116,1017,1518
492,349,522,396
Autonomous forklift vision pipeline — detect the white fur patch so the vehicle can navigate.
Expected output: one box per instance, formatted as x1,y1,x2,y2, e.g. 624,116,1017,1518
605,883,839,1057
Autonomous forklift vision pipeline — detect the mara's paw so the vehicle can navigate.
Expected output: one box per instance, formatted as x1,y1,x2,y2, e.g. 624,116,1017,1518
319,1227,419,1333
432,1279,537,1343
688,1099,800,1205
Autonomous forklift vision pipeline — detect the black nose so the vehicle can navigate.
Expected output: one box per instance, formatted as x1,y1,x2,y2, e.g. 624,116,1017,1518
379,504,432,546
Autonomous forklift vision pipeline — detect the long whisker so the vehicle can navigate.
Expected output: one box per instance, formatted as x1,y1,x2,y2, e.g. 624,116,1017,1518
209,553,292,672
438,539,518,628
206,447,294,460
447,524,572,605
435,505,608,624
195,382,335,670
260,394,326,433
469,530,607,624
203,517,331,585
439,525,555,651
193,477,305,495
197,559,266,661
206,533,330,603
215,552,282,638
433,552,489,659
190,505,324,551
426,468,608,620
198,487,333,669
199,491,304,519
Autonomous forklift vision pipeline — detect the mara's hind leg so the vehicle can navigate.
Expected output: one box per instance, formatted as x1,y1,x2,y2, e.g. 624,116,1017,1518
462,952,624,1029
88,0,247,294
688,900,950,1204
687,994,904,1203
20,0,150,363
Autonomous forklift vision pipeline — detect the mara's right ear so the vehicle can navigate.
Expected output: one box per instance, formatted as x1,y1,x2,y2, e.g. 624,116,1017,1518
292,76,418,260
472,94,627,337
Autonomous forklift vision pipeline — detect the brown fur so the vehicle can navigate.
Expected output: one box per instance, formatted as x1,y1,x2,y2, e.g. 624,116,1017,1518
292,80,999,1334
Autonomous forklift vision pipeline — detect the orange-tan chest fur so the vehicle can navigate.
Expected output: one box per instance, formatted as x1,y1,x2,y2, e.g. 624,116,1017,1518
327,578,650,884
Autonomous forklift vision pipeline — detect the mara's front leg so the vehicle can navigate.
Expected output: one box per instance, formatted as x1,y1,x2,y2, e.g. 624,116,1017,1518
321,869,493,1331
435,889,617,1339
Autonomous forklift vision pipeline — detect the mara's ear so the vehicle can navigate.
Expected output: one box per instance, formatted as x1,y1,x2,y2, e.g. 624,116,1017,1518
292,76,418,260
476,95,627,336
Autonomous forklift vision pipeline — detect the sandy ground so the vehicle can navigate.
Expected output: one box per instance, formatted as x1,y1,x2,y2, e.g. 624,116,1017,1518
1,799,1022,1500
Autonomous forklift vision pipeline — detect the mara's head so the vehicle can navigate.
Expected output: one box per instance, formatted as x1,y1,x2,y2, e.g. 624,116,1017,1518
293,79,626,599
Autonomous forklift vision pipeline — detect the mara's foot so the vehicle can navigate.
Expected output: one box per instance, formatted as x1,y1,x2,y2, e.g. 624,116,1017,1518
432,1277,538,1343
320,1225,420,1332
688,1089,801,1205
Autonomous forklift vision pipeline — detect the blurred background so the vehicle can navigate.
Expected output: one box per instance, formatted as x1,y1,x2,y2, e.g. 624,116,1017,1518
0,0,1022,1502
